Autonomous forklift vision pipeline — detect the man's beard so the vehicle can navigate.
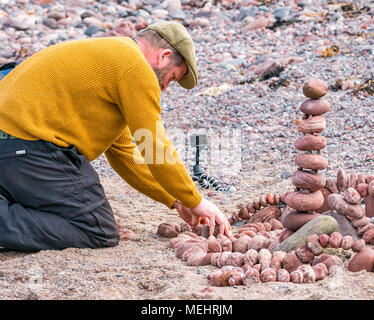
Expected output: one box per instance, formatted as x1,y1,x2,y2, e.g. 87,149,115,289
152,65,172,89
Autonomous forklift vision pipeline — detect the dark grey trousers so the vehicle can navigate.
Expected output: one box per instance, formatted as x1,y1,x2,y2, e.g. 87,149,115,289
0,136,119,251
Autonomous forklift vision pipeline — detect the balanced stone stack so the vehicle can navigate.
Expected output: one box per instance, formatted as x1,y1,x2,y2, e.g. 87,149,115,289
283,79,330,232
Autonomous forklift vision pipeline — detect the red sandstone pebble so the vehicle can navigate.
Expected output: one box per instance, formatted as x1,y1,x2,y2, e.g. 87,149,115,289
263,222,272,232
247,235,269,251
323,256,344,273
253,264,262,273
341,235,354,250
369,181,374,196
337,169,349,192
157,222,180,238
283,252,303,273
247,204,256,213
279,228,294,243
362,229,374,245
353,216,371,228
297,265,316,283
313,254,333,265
238,207,250,220
365,196,374,218
291,170,327,192
328,194,365,219
326,178,340,194
328,232,343,248
318,234,330,248
282,211,321,232
285,190,324,212
356,183,368,198
260,268,276,283
349,173,357,189
186,251,207,266
233,236,251,253
244,249,258,266
217,234,233,252
217,252,232,268
300,98,330,116
352,239,366,253
269,218,283,230
357,174,366,186
179,222,192,233
200,253,214,266
290,270,304,283
358,224,374,236
176,240,207,259
207,236,222,253
294,134,327,151
367,175,374,184
226,252,245,267
207,269,227,286
266,193,275,205
210,253,221,266
276,269,290,282
307,235,324,255
343,188,361,205
254,222,267,233
241,230,257,238
259,195,267,207
295,243,315,264
243,268,261,286
274,194,280,205
297,116,326,134
295,153,328,171
253,202,261,210
312,263,328,280
182,246,205,262
249,207,281,223
258,249,272,271
270,256,282,270
303,79,328,99
348,247,374,272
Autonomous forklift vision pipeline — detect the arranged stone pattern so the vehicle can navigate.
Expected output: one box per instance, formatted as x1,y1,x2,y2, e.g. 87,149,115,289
283,79,330,232
164,224,372,286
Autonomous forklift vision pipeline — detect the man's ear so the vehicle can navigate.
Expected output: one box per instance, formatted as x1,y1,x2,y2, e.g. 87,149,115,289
156,49,173,69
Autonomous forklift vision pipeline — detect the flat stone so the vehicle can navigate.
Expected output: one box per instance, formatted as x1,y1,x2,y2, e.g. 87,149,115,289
323,210,360,241
273,215,338,253
282,211,321,232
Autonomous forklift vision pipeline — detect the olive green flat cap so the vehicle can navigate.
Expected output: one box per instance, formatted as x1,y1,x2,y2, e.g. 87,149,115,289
146,21,198,89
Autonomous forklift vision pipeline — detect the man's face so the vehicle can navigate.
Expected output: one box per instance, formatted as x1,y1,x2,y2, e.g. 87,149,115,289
153,62,187,91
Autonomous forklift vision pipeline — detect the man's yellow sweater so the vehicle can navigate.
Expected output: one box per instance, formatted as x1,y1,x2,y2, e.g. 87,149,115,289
0,37,202,209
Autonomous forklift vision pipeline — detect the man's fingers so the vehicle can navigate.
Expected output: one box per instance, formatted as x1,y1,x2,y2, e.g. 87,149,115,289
208,217,216,236
218,219,224,235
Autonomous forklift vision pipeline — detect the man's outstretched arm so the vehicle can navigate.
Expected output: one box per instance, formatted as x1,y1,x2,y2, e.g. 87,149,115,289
105,126,177,209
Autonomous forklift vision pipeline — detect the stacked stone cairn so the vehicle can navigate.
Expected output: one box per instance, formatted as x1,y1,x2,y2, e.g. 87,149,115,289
155,80,374,287
282,79,330,231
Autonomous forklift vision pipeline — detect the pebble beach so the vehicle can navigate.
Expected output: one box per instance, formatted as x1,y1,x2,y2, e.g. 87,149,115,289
0,0,373,300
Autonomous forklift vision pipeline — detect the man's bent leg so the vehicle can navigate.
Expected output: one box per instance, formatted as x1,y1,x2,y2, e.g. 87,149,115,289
0,198,104,250
0,137,119,251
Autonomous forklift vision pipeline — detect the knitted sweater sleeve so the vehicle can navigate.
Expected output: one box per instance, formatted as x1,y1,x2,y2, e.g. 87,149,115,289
115,62,202,208
105,126,177,209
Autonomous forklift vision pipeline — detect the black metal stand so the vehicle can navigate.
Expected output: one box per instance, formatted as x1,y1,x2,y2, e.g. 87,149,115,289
191,138,235,194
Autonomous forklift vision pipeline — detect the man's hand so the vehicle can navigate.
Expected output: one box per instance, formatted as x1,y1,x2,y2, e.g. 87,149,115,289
173,198,234,241
172,200,208,228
